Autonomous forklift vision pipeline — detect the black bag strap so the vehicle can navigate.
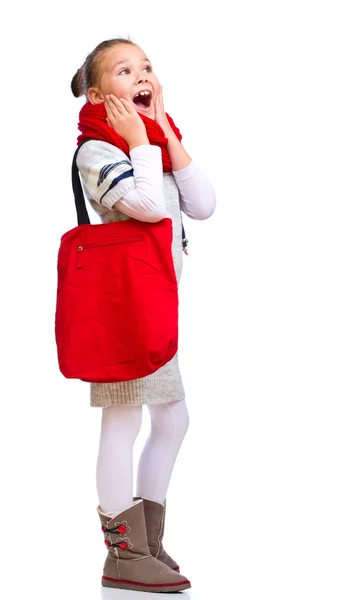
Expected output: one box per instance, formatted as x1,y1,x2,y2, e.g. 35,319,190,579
72,142,91,226
71,141,188,251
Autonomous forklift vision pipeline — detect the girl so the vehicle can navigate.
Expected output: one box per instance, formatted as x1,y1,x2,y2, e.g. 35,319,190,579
71,37,216,593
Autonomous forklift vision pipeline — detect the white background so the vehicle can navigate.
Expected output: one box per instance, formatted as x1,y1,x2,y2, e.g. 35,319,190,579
1,1,340,599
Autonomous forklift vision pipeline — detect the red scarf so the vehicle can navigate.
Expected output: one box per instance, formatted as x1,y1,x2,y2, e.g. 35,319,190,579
77,102,182,172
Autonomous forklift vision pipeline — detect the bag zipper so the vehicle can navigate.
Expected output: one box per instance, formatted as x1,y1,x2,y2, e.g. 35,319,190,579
76,235,144,268
77,235,144,252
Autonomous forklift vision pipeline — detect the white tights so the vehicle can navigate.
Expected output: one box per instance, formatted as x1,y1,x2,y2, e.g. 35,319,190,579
96,400,190,516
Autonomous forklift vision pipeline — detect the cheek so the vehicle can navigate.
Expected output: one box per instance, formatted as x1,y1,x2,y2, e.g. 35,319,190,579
110,78,125,94
100,75,128,97
151,76,161,95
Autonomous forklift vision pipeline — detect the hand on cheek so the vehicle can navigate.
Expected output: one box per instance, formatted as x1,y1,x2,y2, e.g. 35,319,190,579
151,78,162,120
151,77,162,101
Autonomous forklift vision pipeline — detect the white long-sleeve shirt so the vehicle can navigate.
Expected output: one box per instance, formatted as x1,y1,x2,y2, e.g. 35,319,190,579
76,140,216,224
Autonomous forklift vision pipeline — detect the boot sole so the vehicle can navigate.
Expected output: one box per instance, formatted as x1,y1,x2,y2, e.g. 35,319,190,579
102,575,191,593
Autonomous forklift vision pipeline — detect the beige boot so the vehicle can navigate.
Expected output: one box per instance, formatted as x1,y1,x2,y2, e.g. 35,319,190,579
97,499,191,592
134,496,180,572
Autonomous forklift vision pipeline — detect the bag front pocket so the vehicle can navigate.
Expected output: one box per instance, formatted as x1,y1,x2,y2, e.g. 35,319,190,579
76,235,144,269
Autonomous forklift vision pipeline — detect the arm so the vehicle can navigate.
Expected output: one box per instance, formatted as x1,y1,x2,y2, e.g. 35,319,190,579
115,145,168,221
166,132,192,171
172,160,216,220
76,140,168,223
152,86,216,218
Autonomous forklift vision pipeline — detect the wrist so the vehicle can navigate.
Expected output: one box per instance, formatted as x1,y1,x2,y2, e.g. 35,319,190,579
128,136,150,151
165,130,178,144
166,135,192,171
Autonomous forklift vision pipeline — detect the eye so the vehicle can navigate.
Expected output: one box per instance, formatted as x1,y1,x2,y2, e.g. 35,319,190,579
119,69,130,75
143,65,152,72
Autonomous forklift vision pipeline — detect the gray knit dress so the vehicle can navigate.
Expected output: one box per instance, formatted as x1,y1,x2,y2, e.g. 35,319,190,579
77,140,185,407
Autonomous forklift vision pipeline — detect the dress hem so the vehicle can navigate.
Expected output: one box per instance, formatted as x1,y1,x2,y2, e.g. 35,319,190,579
90,396,186,408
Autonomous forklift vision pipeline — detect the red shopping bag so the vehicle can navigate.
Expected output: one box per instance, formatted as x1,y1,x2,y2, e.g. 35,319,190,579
55,146,178,383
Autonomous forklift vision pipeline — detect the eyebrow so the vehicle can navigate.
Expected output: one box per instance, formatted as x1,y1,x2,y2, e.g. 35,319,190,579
113,57,151,69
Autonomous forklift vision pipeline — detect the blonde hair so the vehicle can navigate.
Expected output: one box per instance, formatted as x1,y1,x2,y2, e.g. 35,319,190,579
71,37,138,99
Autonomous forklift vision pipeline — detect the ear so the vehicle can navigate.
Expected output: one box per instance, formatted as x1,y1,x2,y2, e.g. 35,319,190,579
88,87,104,104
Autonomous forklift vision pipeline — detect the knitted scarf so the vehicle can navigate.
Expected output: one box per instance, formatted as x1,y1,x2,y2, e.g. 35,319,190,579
77,101,182,172
77,101,188,252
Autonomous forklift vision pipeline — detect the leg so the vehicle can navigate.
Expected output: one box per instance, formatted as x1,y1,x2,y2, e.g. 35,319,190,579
96,403,143,516
95,402,191,591
135,400,190,571
136,399,190,503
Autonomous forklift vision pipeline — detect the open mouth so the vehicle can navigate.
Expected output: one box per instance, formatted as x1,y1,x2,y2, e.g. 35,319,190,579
133,90,152,110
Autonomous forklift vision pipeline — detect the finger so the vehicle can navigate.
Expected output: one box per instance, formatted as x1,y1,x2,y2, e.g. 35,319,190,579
157,92,163,113
156,87,162,104
154,79,162,95
105,94,117,107
155,91,161,107
108,94,125,114
160,88,165,110
104,98,116,118
120,98,133,113
154,95,159,116
104,110,116,129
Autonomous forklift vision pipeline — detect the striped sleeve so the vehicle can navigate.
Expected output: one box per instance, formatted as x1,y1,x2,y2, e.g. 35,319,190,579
76,140,136,209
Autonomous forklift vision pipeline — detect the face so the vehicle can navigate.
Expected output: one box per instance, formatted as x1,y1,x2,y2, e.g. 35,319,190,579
88,44,161,120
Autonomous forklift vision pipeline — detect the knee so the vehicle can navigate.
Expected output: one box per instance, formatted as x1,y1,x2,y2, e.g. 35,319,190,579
101,404,143,444
150,400,190,442
178,403,190,439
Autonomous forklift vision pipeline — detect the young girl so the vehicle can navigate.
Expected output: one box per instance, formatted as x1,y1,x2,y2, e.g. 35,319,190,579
71,37,216,593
